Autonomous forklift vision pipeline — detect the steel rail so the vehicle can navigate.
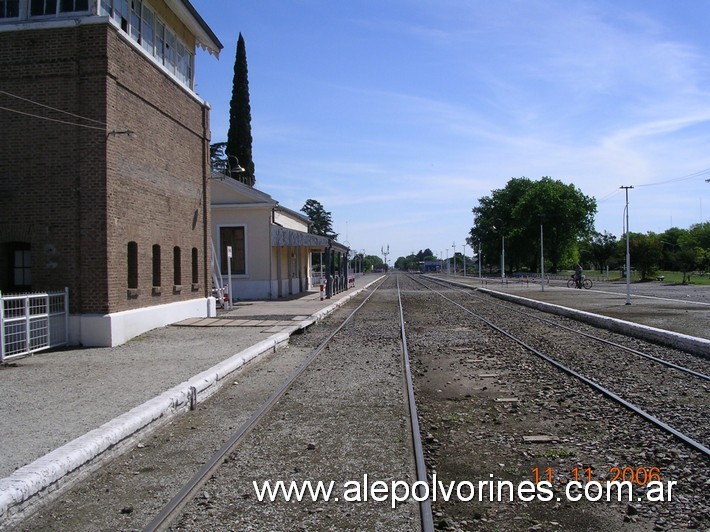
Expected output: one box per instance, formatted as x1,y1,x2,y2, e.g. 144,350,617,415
396,275,435,532
425,275,709,381
144,277,388,532
411,275,710,458
145,275,434,532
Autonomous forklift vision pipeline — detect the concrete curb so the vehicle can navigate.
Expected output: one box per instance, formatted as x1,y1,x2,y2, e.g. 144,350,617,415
478,287,710,358
0,279,381,526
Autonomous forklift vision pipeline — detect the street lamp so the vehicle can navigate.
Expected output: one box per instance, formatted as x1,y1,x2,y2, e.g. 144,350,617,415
621,186,633,305
478,241,482,282
452,242,456,276
492,225,505,282
462,243,466,277
540,216,545,292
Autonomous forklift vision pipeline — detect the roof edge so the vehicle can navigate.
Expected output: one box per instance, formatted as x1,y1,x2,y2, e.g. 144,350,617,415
169,0,223,57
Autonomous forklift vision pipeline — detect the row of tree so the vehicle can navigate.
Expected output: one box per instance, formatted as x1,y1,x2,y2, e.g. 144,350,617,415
581,225,710,282
392,177,709,282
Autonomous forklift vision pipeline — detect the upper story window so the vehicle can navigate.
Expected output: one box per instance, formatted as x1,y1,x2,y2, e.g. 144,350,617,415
0,0,20,18
1,0,196,90
30,0,88,16
101,0,194,89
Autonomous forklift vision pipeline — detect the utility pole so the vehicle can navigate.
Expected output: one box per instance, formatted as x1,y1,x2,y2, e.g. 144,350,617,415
620,186,634,305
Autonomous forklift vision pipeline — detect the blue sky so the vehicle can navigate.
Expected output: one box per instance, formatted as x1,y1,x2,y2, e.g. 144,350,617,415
192,0,710,264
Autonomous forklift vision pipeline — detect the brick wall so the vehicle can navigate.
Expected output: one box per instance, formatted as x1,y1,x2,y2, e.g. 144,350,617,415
0,22,211,315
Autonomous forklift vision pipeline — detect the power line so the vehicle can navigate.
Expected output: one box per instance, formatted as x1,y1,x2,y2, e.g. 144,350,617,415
636,168,710,187
0,105,107,131
0,88,107,126
597,167,710,202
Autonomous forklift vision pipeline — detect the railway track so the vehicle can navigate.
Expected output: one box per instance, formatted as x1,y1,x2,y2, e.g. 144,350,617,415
19,273,709,531
412,274,709,455
143,274,433,531
400,273,708,530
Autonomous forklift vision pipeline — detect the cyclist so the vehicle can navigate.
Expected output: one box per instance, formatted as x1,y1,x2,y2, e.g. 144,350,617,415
573,263,583,289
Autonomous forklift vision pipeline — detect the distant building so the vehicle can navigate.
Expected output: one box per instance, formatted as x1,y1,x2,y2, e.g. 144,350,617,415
0,0,223,346
211,175,349,300
420,260,440,273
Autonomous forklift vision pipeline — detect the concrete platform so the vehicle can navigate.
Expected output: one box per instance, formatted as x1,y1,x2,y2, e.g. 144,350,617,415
433,274,710,354
0,275,382,527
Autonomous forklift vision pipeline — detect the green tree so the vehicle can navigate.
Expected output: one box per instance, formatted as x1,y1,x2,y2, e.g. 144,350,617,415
586,231,618,273
659,227,686,270
364,255,384,272
301,199,338,238
624,232,662,281
226,33,255,186
470,177,596,273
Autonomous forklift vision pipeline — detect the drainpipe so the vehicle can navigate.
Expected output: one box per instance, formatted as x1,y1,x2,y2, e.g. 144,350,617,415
202,104,211,308
269,207,274,298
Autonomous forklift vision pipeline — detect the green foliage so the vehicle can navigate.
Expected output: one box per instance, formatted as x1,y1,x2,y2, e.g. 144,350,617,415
470,177,596,273
580,231,619,273
301,199,338,239
620,232,662,281
226,33,255,186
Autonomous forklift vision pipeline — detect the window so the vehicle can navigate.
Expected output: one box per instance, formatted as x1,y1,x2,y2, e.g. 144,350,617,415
164,27,176,73
127,241,138,289
95,0,194,88
113,0,128,32
141,4,154,55
173,246,181,286
12,243,32,291
152,244,161,287
30,0,87,16
191,247,199,284
220,227,246,275
0,0,20,18
30,0,53,16
155,20,165,63
129,0,141,41
59,0,88,12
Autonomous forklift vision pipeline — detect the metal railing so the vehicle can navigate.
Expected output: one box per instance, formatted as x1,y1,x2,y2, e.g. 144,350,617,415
0,288,69,362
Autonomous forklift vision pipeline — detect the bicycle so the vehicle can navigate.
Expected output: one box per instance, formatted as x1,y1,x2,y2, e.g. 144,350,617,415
567,275,592,289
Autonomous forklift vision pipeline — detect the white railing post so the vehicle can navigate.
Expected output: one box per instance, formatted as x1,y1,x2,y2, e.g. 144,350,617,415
0,290,4,363
64,287,69,345
23,295,30,355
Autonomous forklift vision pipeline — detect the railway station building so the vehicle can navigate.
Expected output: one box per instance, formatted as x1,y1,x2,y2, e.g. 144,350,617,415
0,0,223,346
210,174,350,301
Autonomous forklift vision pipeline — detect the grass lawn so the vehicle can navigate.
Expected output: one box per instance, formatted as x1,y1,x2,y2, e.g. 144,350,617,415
656,271,710,285
559,270,710,285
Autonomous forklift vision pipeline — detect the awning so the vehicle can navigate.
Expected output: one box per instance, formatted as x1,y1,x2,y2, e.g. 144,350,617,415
271,227,349,253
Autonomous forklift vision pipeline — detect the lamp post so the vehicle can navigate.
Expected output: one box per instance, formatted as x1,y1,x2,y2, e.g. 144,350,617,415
452,242,456,276
478,241,482,283
445,249,449,275
621,186,633,305
462,243,466,277
493,224,505,282
540,218,545,292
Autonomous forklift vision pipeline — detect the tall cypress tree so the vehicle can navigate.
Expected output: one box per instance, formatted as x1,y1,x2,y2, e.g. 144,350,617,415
226,33,255,186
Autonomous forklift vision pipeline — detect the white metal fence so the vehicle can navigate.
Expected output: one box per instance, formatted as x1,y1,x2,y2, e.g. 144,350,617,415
0,288,69,362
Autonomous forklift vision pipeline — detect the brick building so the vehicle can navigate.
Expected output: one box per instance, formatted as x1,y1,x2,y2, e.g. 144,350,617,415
0,0,223,346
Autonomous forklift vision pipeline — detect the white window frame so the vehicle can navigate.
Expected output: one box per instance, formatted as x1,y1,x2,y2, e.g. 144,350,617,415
99,0,196,89
28,0,89,17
